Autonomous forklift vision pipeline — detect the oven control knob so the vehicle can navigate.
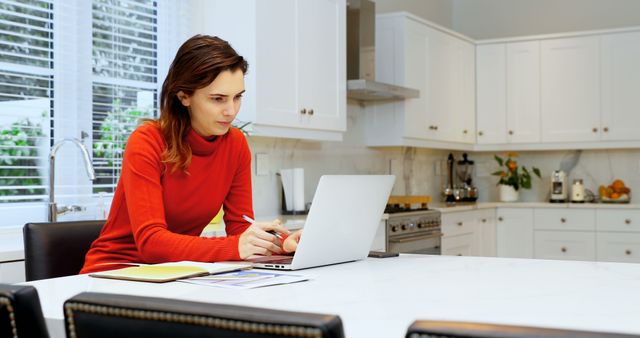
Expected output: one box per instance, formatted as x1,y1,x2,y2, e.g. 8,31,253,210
391,225,398,232
417,223,424,228
401,224,407,231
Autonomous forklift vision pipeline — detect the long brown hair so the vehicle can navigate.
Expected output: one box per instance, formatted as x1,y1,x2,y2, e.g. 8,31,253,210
156,35,248,173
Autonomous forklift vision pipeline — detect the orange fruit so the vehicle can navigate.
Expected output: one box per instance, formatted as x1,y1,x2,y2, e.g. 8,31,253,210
622,187,631,194
598,185,607,197
610,192,620,200
612,179,626,191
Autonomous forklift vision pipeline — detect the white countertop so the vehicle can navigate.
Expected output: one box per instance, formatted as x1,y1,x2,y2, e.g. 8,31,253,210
431,201,640,213
0,228,23,262
24,254,640,338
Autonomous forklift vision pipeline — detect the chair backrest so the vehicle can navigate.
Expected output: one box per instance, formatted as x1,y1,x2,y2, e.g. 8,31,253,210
64,292,345,338
0,284,49,338
406,320,640,338
23,220,104,281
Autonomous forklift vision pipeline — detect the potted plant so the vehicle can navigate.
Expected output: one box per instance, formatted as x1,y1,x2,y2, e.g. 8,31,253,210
492,152,541,202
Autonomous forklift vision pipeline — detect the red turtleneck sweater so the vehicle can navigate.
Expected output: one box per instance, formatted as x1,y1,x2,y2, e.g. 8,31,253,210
81,123,253,273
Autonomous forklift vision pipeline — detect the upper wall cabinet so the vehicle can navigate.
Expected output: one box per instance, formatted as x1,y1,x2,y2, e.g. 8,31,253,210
540,36,601,143
477,27,640,150
365,13,475,148
195,0,346,141
601,31,640,141
476,41,540,145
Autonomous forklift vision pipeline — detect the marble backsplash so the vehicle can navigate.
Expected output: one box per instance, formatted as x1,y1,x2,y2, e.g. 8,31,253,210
247,103,640,216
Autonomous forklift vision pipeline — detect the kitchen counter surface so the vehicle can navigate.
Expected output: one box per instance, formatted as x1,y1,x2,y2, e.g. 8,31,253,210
0,228,24,262
25,254,640,338
431,201,640,213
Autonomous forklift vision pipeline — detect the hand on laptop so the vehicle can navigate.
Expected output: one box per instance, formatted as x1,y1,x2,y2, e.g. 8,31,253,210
238,219,290,259
283,229,302,253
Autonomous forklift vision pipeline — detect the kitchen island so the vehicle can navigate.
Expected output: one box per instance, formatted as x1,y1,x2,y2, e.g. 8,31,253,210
24,254,640,338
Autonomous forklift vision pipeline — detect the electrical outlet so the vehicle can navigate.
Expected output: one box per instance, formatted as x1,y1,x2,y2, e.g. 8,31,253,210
255,153,269,176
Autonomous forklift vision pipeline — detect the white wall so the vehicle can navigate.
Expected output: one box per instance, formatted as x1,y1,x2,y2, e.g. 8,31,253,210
452,0,640,39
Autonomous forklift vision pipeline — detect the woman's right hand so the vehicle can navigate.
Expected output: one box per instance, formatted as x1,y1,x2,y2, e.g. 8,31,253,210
238,219,290,259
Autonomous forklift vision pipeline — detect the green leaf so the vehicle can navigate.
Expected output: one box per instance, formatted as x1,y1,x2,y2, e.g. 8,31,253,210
494,155,503,166
533,167,542,178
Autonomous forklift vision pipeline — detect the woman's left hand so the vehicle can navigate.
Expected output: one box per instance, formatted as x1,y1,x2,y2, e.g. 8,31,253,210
283,229,302,253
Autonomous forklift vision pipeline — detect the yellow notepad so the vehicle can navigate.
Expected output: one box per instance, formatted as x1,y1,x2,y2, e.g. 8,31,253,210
89,261,252,283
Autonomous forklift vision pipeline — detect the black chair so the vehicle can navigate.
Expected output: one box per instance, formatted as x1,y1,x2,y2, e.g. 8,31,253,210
64,292,345,338
23,220,104,281
406,320,640,338
0,284,49,338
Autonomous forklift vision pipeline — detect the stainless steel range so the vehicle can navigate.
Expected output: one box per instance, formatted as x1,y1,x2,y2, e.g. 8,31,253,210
385,207,442,255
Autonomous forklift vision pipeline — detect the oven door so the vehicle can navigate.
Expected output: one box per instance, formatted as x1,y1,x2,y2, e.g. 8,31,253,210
387,231,442,255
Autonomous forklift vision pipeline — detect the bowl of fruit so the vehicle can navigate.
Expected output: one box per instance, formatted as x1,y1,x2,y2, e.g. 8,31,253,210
599,179,631,203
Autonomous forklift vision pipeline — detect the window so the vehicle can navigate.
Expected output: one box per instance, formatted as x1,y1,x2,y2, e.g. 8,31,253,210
0,0,54,203
0,0,190,229
91,0,158,193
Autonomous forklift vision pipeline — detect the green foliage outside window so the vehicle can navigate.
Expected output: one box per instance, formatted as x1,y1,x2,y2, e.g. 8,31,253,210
0,117,45,200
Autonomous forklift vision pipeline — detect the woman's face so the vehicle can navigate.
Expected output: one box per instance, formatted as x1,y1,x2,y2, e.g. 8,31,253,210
177,69,245,137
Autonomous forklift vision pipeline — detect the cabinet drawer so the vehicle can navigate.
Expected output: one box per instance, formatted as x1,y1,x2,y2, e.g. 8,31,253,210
534,231,596,261
596,209,640,232
534,208,595,231
442,233,473,256
442,211,476,236
597,232,640,263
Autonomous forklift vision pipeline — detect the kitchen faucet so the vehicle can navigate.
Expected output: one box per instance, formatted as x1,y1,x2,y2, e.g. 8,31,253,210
48,138,96,222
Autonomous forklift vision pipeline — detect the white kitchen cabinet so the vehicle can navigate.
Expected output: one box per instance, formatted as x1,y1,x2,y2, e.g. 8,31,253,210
0,260,25,283
596,209,640,232
476,44,507,144
534,208,596,231
366,13,475,148
601,31,640,141
506,41,541,143
476,41,540,145
200,0,346,141
426,30,476,144
441,209,495,257
476,209,497,257
541,36,601,143
534,230,596,261
597,232,640,263
496,208,533,258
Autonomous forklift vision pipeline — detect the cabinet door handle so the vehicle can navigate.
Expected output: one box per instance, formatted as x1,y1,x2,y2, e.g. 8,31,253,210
463,129,468,134
626,249,632,255
308,109,314,115
561,246,567,253
625,219,632,224
592,127,598,133
456,253,463,256
457,221,463,226
603,127,609,132
481,218,487,223
560,218,566,223
429,125,435,130
478,131,484,136
300,108,307,115
498,217,503,222
434,125,439,131
508,130,514,135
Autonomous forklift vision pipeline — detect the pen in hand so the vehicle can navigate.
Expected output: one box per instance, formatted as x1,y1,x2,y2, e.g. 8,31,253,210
242,215,284,239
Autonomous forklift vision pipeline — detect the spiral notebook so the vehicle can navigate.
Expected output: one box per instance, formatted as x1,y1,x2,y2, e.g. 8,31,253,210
89,261,252,283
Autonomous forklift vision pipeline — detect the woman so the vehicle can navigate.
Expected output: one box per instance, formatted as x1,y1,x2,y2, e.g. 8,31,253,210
81,35,300,274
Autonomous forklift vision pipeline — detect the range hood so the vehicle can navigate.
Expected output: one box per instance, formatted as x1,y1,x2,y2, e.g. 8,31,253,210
346,0,419,101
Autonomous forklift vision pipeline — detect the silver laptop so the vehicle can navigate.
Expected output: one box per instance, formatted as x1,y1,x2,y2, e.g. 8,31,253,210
249,175,395,270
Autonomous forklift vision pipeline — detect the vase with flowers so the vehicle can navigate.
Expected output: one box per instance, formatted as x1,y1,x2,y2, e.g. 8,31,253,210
492,152,541,202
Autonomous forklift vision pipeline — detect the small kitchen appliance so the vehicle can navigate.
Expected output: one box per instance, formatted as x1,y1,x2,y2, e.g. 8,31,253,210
550,170,568,203
456,153,478,202
571,179,585,203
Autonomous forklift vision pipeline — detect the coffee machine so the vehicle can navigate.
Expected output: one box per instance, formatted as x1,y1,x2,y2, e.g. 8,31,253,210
550,170,568,203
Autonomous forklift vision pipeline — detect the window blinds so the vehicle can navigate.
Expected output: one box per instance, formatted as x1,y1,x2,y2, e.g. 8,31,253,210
0,0,53,203
91,0,157,194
